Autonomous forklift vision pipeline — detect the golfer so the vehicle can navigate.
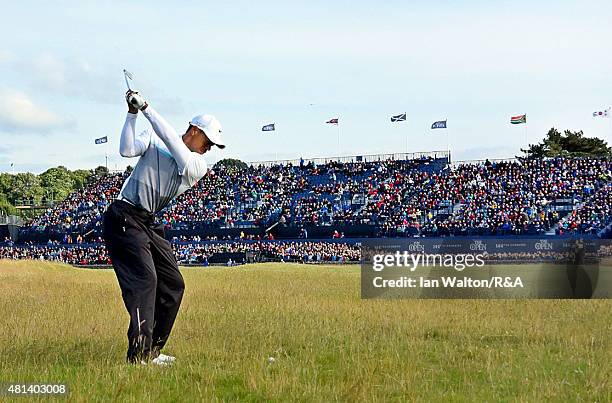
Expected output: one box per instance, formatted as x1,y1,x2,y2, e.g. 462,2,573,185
103,90,225,365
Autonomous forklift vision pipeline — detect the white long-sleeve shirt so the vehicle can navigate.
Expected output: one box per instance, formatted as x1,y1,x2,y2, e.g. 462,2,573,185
117,107,208,213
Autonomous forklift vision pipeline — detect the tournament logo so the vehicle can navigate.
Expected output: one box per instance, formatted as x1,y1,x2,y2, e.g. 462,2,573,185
470,240,487,251
535,239,553,251
407,241,425,252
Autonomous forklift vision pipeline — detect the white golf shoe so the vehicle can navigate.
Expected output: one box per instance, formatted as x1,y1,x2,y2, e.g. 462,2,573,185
137,353,176,366
152,353,176,366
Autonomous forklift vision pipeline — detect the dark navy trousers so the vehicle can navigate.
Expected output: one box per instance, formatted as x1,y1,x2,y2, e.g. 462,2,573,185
103,200,185,363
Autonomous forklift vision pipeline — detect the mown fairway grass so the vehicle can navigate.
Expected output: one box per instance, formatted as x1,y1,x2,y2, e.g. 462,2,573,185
0,259,610,402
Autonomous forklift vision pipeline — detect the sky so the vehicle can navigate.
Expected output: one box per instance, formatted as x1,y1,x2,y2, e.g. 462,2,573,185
1,0,611,173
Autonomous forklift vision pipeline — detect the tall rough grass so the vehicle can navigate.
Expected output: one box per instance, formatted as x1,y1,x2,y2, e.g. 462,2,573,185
0,260,609,402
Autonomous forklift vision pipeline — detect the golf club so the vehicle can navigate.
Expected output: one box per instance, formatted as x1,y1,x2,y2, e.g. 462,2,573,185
123,69,133,91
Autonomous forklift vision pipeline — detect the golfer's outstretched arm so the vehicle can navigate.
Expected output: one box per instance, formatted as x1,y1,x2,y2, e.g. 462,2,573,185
141,106,192,175
119,113,150,157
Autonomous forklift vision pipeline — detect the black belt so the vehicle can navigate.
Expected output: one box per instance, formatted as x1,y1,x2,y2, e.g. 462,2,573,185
114,199,155,225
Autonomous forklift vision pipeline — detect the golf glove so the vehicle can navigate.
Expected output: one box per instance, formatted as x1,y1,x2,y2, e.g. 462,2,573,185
126,91,147,110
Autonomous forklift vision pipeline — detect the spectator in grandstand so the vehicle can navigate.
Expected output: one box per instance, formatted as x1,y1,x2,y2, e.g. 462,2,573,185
420,158,612,236
0,244,110,265
560,183,612,235
0,241,361,265
102,90,225,365
26,171,127,235
19,155,612,240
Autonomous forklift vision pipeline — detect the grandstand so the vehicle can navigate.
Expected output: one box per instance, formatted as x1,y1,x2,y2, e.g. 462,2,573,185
3,151,612,265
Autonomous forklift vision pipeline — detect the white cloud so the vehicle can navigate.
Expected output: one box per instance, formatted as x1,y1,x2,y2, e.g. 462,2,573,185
28,52,95,92
0,89,70,133
20,52,121,104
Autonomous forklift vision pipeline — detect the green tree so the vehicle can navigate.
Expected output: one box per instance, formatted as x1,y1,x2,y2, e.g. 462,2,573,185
0,166,96,218
94,165,109,177
10,173,43,204
40,166,75,202
0,173,13,197
521,128,611,158
214,158,248,171
71,169,91,189
0,194,16,216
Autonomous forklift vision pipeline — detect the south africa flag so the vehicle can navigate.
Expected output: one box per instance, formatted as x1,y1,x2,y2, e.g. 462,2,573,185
510,114,527,124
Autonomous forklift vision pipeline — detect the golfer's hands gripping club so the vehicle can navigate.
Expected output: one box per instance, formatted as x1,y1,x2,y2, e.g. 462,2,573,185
125,90,148,113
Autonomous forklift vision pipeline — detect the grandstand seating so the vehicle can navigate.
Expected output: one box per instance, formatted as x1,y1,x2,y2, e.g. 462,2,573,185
17,155,612,242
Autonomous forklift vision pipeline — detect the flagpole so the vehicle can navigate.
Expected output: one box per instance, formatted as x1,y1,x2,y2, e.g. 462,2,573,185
337,119,340,159
391,113,408,155
608,107,612,146
446,118,449,155
406,116,409,157
105,138,109,172
397,114,406,157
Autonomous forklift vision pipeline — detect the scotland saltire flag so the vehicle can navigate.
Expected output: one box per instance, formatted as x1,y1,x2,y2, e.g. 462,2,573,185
431,120,447,129
391,113,406,122
95,136,108,144
262,123,275,131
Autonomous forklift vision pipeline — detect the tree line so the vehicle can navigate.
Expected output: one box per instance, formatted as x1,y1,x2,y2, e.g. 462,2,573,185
521,128,611,158
0,166,110,216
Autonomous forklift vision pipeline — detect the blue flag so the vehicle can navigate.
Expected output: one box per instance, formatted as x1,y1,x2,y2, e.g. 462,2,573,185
262,123,275,132
95,136,108,144
431,120,447,129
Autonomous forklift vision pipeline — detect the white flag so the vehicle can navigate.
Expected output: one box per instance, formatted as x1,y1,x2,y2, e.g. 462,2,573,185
592,108,610,118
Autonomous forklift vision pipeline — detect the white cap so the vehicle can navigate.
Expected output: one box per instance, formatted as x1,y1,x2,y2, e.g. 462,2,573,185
189,114,225,149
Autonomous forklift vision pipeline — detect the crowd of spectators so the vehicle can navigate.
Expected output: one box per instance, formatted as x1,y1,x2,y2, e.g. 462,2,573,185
420,158,612,236
4,239,610,266
0,244,110,265
17,156,612,239
0,241,361,266
24,171,128,235
559,183,612,235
